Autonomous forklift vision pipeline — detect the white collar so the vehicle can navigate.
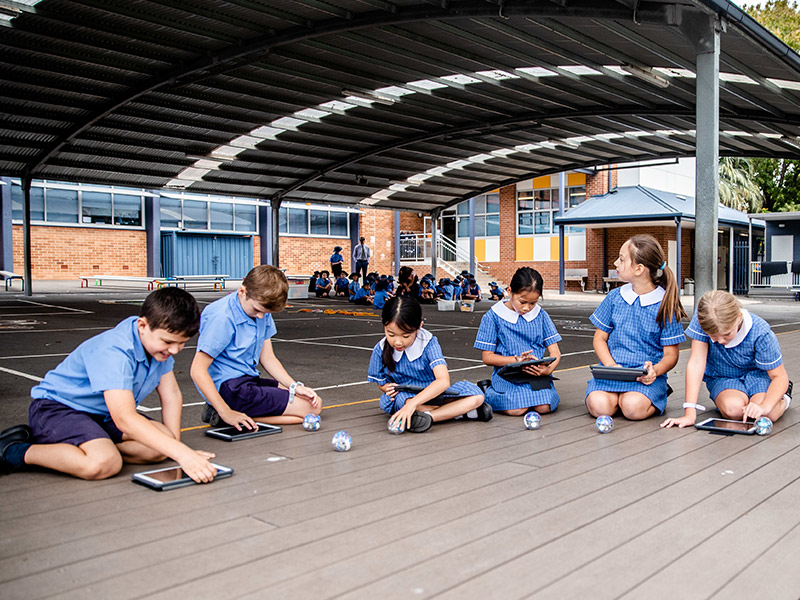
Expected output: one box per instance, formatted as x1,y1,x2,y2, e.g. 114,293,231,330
725,309,753,348
379,327,433,362
619,282,665,307
491,300,541,324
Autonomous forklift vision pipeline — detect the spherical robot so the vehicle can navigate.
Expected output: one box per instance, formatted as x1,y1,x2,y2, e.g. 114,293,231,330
523,411,541,430
332,430,352,452
755,416,773,436
595,415,614,434
302,413,321,432
387,419,405,434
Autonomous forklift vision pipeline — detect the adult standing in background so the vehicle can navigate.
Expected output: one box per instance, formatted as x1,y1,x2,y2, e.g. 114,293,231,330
352,236,371,280
330,246,344,279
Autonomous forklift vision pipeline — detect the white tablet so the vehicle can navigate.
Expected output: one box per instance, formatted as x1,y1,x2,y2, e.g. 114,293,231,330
131,463,234,491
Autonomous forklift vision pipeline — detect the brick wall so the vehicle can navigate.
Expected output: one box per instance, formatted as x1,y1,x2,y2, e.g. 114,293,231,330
358,208,396,275
585,168,617,197
277,236,350,276
11,225,147,279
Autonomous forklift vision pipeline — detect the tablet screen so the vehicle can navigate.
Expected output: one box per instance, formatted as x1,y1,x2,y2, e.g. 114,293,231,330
210,423,278,437
143,466,187,483
702,419,755,432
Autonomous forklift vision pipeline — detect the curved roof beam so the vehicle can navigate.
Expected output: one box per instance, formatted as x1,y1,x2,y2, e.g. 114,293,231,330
24,1,681,177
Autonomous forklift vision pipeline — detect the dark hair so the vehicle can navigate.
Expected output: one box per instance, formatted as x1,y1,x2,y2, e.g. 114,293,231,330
375,279,388,291
140,287,201,337
509,267,544,295
626,234,687,325
381,295,422,372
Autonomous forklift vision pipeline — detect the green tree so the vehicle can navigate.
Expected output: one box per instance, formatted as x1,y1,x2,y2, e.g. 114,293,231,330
739,1,800,211
718,157,764,212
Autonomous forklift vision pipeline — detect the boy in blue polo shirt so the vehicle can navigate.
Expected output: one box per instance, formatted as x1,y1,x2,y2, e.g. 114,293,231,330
0,288,219,482
191,265,321,430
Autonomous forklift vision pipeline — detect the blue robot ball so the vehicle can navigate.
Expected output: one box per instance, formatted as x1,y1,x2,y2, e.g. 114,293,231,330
302,413,321,432
332,430,352,452
755,416,773,436
387,419,405,434
523,411,541,430
595,415,614,434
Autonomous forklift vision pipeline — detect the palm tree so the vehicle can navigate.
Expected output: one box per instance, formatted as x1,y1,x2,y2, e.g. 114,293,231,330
718,157,764,212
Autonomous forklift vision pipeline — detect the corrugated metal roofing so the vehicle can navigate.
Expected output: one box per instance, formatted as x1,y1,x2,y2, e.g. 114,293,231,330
2,0,800,212
554,185,754,226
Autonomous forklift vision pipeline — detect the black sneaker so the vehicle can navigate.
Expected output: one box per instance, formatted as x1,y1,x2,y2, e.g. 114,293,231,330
408,411,433,433
201,405,221,427
784,380,793,409
475,402,493,422
477,379,492,393
0,424,33,472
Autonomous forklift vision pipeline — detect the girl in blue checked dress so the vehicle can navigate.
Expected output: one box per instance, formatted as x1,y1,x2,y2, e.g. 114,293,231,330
368,296,489,433
586,234,686,420
661,290,791,428
475,267,562,416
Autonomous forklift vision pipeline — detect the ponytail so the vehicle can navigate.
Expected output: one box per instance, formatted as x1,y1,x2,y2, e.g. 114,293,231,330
627,234,687,326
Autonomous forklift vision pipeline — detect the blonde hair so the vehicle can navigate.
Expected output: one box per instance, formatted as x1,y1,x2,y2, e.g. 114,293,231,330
242,265,288,311
626,234,687,326
696,290,742,335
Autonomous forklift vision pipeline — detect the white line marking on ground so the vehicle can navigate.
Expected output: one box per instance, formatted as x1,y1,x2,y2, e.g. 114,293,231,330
137,401,206,413
0,327,107,335
0,312,87,317
0,366,43,382
22,300,93,314
0,352,70,360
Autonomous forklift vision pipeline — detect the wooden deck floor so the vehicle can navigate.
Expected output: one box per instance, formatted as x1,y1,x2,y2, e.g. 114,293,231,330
2,331,799,599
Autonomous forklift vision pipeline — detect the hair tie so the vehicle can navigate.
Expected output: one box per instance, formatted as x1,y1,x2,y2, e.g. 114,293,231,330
660,261,666,270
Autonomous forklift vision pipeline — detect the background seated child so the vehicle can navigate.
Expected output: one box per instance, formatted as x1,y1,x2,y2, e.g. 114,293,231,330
369,296,489,433
335,272,350,297
662,290,792,429
463,277,482,302
586,234,686,420
191,266,321,431
489,282,505,301
348,273,360,301
475,267,561,416
308,271,320,293
419,278,436,303
373,279,390,309
0,288,218,482
351,281,373,305
315,270,332,297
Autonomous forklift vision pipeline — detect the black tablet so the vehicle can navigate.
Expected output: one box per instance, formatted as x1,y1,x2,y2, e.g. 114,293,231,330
590,365,648,382
205,422,282,441
131,463,234,491
497,357,556,385
695,418,757,435
393,384,461,396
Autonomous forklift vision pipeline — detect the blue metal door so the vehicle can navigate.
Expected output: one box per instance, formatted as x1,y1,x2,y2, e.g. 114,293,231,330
733,238,749,295
160,233,253,278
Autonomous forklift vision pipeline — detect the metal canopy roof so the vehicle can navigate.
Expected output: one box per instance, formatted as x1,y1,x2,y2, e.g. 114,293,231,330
3,0,800,213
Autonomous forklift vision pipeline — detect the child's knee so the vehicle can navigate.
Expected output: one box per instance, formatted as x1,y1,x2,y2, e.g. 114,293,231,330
79,454,123,480
586,393,615,416
618,396,653,420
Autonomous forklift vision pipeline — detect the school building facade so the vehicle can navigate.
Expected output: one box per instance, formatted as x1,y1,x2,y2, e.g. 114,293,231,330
1,159,758,294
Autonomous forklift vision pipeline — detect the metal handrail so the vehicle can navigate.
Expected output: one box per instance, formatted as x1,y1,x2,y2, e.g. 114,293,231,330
750,261,800,288
398,232,489,277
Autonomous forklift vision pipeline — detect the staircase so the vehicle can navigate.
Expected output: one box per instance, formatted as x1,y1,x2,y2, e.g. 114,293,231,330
398,233,502,291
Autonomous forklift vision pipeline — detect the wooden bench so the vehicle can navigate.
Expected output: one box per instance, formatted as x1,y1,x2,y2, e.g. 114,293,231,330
156,274,229,291
80,275,158,290
0,270,24,291
564,268,588,292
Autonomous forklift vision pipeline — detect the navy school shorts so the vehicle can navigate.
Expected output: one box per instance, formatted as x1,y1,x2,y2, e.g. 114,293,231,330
29,397,152,447
219,375,290,417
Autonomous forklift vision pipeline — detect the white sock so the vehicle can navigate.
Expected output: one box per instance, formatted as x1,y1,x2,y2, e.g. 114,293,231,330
465,409,478,419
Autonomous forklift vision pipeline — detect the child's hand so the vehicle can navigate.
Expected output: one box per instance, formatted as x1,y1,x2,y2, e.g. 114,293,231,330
637,361,657,385
743,401,766,421
515,350,535,363
390,404,416,430
178,450,218,483
660,415,696,428
296,385,320,408
221,408,257,431
527,362,549,376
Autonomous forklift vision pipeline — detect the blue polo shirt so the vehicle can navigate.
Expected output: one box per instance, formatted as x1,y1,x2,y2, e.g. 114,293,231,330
197,292,277,391
31,316,174,417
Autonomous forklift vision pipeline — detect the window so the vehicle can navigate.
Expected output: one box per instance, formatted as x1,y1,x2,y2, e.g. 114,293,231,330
454,192,500,238
278,206,351,237
10,182,142,228
517,185,587,235
234,204,257,232
210,202,234,231
160,195,258,233
160,197,182,228
183,200,208,230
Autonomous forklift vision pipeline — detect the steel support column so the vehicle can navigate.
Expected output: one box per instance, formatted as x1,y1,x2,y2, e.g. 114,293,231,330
431,209,440,279
270,198,281,268
394,210,401,276
468,197,475,276
558,171,566,295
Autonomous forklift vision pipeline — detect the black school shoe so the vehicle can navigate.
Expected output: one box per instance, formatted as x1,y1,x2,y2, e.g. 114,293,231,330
785,380,793,408
475,402,493,422
408,411,433,433
0,424,33,471
201,405,222,427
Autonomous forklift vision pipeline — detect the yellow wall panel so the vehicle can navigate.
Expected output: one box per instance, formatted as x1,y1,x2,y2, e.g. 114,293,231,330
516,237,533,261
568,173,586,186
532,176,550,189
550,235,569,261
475,238,486,262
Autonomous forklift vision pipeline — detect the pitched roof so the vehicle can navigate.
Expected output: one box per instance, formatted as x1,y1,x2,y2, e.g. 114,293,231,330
554,185,757,227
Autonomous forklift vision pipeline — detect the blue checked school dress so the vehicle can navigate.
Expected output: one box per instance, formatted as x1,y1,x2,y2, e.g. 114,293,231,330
585,284,685,414
686,309,782,401
474,301,562,411
368,328,482,414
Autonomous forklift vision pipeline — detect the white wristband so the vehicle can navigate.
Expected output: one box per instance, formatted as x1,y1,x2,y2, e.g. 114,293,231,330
682,402,706,411
289,381,304,404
